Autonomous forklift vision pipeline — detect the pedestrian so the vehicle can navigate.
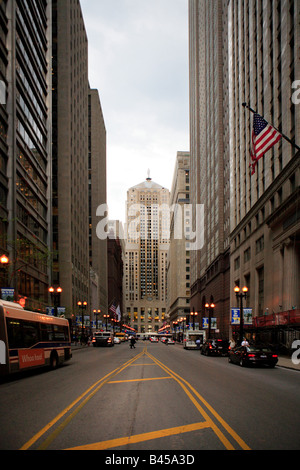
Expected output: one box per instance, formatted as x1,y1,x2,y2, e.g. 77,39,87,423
229,338,236,349
241,337,249,347
130,337,136,349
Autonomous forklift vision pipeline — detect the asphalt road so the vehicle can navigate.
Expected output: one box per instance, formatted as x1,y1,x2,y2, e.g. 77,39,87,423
0,341,299,452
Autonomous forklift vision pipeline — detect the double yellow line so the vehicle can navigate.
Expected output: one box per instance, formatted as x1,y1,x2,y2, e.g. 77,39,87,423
20,349,145,450
20,348,250,450
146,351,251,451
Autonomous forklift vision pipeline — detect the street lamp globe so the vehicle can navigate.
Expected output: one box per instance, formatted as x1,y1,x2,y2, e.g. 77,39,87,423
0,255,9,264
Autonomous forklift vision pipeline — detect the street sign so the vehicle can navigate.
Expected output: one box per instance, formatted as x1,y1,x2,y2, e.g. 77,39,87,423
1,288,14,301
231,308,240,325
202,318,217,329
46,307,55,316
243,309,253,325
231,308,253,325
57,307,66,316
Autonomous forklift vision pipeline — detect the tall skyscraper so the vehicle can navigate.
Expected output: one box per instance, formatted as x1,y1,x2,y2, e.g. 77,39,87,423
0,0,52,310
189,0,231,336
107,220,124,321
189,0,300,343
124,176,169,333
227,0,300,339
52,0,90,315
167,152,191,329
88,88,108,320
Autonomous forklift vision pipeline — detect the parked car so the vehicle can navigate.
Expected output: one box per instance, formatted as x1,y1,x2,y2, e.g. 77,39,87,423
201,339,229,356
228,345,278,367
92,332,114,347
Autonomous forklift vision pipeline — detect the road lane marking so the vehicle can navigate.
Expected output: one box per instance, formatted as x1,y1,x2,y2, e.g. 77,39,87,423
66,422,211,450
146,351,251,451
20,349,145,450
21,346,251,451
108,376,172,384
145,353,234,450
129,363,156,366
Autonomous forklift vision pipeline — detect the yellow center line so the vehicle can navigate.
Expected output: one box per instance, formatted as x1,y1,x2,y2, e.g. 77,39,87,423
146,351,251,451
21,346,251,451
20,349,145,450
67,422,211,451
129,363,156,366
108,376,172,384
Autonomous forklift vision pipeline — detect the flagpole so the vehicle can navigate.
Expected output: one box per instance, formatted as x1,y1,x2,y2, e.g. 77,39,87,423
242,102,300,151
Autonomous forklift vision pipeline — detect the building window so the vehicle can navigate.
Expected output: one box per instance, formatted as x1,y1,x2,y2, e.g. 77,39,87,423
256,235,264,254
257,266,264,316
244,247,251,263
234,256,240,270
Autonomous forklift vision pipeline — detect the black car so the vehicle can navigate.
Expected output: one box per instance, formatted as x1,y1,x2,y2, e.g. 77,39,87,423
228,345,278,367
92,332,114,347
201,339,229,356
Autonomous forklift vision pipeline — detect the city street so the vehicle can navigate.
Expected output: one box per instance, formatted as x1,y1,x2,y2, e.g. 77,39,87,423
0,340,299,452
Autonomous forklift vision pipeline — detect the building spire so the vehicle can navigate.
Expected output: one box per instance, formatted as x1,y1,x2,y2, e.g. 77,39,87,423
146,169,151,181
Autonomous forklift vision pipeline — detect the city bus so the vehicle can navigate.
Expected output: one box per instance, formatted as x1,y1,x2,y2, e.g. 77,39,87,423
0,300,72,376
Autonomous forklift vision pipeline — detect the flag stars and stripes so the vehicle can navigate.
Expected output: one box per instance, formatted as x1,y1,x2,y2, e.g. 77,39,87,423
250,113,281,174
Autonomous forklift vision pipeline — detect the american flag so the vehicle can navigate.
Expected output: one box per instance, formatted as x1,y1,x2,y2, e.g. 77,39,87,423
250,113,281,174
109,302,117,316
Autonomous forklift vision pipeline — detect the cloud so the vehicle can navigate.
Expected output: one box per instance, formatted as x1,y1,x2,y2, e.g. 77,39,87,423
80,0,189,222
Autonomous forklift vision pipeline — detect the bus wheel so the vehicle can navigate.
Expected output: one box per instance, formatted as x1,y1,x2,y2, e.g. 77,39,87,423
50,351,59,369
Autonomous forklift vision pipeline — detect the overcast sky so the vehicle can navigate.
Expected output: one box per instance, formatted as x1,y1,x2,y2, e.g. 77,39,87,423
80,0,190,223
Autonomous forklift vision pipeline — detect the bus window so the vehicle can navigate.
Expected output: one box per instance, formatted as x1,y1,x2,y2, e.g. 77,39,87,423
41,323,53,341
23,322,40,348
6,319,23,349
53,325,69,341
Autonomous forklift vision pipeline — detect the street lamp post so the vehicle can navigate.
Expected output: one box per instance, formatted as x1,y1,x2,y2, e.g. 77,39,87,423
234,286,248,344
173,321,178,340
48,286,63,316
191,308,198,330
103,314,109,331
77,301,87,339
205,303,215,339
180,316,186,340
93,309,101,331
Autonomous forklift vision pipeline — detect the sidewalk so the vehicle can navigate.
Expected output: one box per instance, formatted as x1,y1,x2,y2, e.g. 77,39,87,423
71,342,91,351
277,355,300,371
